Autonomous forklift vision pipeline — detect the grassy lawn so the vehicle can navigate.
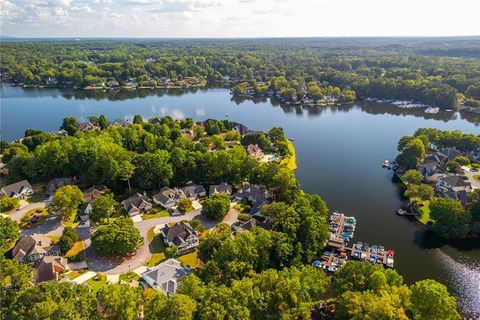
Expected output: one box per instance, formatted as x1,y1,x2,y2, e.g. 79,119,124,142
65,269,87,280
119,272,141,283
20,208,49,228
418,201,432,225
86,274,107,291
48,235,61,244
141,209,170,220
146,227,167,267
177,251,199,268
63,213,80,228
65,241,85,261
473,174,480,182
27,193,45,203
280,139,297,171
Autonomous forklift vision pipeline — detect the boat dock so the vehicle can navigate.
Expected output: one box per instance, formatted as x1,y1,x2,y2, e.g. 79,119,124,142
314,212,395,272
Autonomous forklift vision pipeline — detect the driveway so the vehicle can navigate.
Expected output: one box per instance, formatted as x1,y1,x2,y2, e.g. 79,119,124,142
463,167,480,190
9,201,47,222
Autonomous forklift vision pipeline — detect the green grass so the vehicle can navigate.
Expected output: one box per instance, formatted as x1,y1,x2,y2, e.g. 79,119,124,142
64,241,85,261
418,201,432,225
146,227,167,267
177,251,199,268
280,139,297,171
47,235,61,244
20,208,49,228
86,274,107,292
27,193,45,203
141,209,170,220
119,272,140,283
65,269,87,280
473,174,480,182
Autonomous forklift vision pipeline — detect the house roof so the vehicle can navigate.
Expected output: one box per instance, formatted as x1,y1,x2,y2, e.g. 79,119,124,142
161,222,197,244
230,122,249,136
12,235,57,260
83,185,107,202
440,175,470,187
153,187,183,205
180,183,205,198
109,119,130,127
45,177,76,195
424,152,448,164
237,218,272,232
234,182,268,204
141,258,188,295
35,256,68,283
1,179,33,197
122,193,151,212
209,182,232,195
76,122,98,132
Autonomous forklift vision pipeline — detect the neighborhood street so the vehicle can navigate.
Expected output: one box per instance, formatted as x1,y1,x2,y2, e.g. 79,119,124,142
9,201,47,222
83,207,239,275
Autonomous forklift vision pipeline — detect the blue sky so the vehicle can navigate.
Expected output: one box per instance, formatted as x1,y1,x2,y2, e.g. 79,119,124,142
1,0,479,37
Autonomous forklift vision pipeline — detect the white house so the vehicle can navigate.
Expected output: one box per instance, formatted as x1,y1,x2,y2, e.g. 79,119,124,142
0,180,34,199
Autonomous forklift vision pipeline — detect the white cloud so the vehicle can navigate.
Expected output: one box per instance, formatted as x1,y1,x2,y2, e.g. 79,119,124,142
1,0,479,37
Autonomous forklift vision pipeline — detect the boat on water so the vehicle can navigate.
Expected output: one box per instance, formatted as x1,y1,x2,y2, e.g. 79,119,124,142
382,160,390,168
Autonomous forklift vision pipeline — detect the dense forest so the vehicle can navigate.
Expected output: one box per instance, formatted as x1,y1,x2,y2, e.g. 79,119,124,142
1,37,480,109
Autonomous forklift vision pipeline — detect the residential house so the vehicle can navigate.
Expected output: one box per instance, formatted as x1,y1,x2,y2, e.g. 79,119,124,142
45,77,58,86
417,162,447,183
436,175,472,206
109,119,131,127
442,147,462,161
45,177,76,197
76,122,100,132
467,149,480,163
160,222,199,254
81,185,108,217
12,235,61,262
141,258,189,295
55,129,69,136
153,187,181,210
247,144,264,160
234,182,270,215
236,218,272,232
0,180,34,199
149,117,162,125
423,152,449,165
122,193,152,216
35,256,68,283
209,182,232,196
180,183,206,200
230,122,249,136
106,80,119,87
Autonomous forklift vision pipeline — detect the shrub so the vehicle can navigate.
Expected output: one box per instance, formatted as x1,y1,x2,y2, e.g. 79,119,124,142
59,226,80,252
0,196,19,213
454,156,470,166
177,198,193,214
238,214,250,222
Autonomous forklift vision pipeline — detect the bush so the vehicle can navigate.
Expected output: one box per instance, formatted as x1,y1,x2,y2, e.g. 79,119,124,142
177,198,193,214
0,196,19,213
238,214,250,222
59,226,80,252
165,246,179,258
453,156,470,166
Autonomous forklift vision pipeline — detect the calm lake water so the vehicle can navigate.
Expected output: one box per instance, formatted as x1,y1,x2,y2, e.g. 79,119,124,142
2,85,480,316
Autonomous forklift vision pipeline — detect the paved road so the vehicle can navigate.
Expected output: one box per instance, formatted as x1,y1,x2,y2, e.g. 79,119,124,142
85,208,239,275
463,167,480,190
9,201,47,222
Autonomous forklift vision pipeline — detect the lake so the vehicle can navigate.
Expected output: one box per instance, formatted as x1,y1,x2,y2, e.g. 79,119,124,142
2,85,480,316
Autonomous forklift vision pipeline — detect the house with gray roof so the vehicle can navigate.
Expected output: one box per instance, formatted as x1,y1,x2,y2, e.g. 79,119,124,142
121,192,152,216
109,119,131,127
209,182,232,196
417,162,447,183
153,187,184,210
160,222,199,254
180,183,206,199
436,175,472,206
423,152,449,165
12,235,61,263
234,182,270,215
141,258,189,295
45,177,76,197
0,180,34,199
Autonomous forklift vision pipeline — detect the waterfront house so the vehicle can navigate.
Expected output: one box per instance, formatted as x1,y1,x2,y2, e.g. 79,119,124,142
45,177,76,197
247,144,264,160
230,122,250,136
141,258,189,295
122,193,152,216
423,152,449,165
13,235,61,263
441,147,462,161
236,217,272,232
0,180,34,199
234,182,270,214
436,175,472,206
76,122,100,132
35,256,68,283
106,80,119,87
417,162,447,183
160,222,199,254
109,119,131,127
209,182,233,196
